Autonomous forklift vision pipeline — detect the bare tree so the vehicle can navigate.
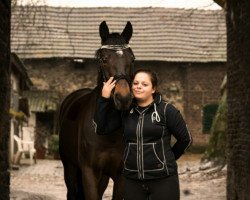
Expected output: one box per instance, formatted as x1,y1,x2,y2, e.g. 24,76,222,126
0,1,11,199
12,0,46,6
209,0,250,198
225,0,250,199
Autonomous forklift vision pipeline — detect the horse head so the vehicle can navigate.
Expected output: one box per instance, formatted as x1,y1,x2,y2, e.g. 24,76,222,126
96,21,135,110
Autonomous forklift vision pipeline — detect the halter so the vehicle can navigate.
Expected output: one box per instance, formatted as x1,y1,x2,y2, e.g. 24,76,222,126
100,68,132,85
101,44,131,55
113,74,131,85
99,44,133,84
101,44,130,49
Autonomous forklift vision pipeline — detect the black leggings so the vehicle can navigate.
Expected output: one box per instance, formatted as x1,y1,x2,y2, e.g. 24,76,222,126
124,175,180,200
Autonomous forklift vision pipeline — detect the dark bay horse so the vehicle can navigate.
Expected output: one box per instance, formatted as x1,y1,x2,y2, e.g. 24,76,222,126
58,21,135,200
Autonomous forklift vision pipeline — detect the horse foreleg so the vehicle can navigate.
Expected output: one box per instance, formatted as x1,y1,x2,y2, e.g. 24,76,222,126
81,166,101,200
62,161,84,200
98,176,110,198
112,175,124,200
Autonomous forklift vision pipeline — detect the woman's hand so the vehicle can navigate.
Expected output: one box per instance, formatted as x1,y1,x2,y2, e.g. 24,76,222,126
102,77,116,98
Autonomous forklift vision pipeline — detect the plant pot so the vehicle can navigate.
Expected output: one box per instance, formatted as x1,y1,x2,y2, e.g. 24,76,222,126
36,148,46,159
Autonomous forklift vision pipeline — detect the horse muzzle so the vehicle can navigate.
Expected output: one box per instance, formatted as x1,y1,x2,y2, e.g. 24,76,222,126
113,77,133,110
113,92,132,111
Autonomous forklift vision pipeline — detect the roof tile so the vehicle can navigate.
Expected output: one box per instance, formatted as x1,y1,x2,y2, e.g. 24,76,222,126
11,6,226,62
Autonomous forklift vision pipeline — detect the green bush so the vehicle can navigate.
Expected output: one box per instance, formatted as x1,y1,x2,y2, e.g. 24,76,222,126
202,104,219,133
204,91,227,165
48,134,59,155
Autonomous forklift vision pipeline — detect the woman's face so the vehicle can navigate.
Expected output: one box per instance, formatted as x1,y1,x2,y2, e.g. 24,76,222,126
132,72,155,103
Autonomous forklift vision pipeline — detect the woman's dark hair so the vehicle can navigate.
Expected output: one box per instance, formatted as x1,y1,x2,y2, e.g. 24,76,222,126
133,68,159,89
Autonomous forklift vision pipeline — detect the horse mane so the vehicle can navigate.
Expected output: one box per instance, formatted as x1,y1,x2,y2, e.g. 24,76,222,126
95,33,127,88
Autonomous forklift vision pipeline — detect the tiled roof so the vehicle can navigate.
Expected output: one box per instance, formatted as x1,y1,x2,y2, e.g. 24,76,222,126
11,6,226,62
11,53,33,90
22,90,59,112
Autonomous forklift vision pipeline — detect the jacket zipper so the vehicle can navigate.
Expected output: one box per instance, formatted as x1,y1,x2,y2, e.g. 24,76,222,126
140,114,145,179
136,114,141,179
137,114,143,179
135,108,149,179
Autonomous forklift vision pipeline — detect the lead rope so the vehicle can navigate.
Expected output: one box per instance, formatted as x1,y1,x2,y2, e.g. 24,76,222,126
151,103,160,123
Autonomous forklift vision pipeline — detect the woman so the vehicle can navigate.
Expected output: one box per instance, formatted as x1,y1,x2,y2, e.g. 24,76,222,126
94,69,192,200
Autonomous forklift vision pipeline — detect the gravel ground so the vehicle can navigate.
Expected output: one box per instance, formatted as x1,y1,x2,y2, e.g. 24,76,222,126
10,154,226,200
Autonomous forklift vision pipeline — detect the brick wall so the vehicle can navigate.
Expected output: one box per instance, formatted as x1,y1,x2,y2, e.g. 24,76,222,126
185,63,226,146
0,0,11,199
23,58,226,147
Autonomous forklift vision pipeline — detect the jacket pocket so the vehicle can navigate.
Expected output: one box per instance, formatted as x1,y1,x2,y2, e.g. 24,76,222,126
143,143,164,171
124,143,138,171
165,150,177,174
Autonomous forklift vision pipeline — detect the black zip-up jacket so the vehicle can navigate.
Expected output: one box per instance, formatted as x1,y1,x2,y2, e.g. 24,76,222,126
93,93,192,180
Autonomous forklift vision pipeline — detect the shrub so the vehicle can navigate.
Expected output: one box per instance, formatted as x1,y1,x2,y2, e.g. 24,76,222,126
48,134,59,158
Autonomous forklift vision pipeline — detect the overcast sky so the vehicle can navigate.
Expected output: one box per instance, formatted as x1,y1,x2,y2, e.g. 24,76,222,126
19,0,221,9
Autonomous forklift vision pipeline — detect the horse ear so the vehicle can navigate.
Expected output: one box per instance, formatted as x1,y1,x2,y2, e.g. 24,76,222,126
121,21,133,44
99,21,109,43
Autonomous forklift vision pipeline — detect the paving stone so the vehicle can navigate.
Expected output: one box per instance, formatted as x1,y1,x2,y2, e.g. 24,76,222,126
10,154,226,200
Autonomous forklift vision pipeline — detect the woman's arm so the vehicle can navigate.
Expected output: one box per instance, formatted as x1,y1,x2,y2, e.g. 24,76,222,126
93,77,122,135
166,104,193,160
93,96,122,135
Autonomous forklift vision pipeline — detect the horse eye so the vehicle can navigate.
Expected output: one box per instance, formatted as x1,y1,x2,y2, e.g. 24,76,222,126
100,57,108,64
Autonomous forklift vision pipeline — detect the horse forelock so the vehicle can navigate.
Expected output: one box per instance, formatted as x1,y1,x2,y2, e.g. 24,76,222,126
95,33,132,58
102,33,127,45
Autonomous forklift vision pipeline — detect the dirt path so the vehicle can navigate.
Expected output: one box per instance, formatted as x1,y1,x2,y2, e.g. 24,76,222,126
178,154,226,200
10,154,226,200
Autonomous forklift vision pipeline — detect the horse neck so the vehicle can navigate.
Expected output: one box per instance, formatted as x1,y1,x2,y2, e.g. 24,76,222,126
96,70,104,95
93,86,102,99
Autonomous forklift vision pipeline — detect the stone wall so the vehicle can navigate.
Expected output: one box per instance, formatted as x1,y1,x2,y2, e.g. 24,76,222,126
22,58,226,147
23,58,98,98
0,0,11,199
184,63,226,146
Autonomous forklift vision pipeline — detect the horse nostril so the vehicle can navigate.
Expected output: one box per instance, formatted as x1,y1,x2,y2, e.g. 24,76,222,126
114,92,132,110
114,93,121,101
